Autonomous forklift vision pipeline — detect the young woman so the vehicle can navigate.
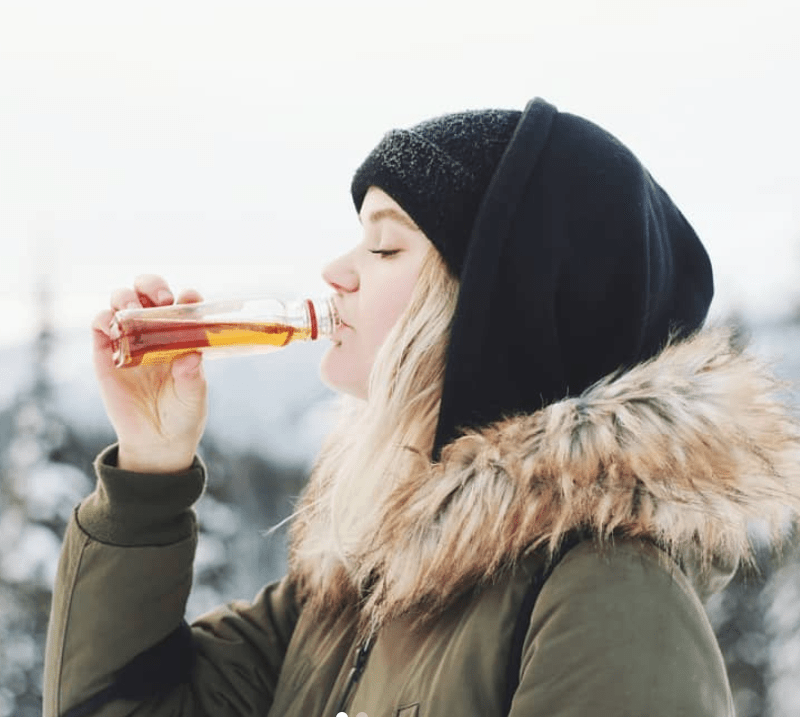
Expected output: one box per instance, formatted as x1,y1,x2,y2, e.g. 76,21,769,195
45,98,800,716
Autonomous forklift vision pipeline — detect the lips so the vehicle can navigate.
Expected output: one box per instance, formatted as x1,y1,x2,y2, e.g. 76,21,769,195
332,299,352,330
330,318,347,346
329,302,349,347
334,320,351,344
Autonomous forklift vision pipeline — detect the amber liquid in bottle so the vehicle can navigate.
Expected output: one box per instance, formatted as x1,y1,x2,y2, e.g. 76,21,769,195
110,297,337,368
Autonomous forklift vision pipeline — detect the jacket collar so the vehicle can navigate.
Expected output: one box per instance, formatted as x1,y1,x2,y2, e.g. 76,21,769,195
289,327,800,627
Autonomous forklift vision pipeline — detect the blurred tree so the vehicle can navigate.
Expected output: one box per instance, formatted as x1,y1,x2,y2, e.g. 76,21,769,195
1,298,799,716
0,272,75,716
0,269,307,713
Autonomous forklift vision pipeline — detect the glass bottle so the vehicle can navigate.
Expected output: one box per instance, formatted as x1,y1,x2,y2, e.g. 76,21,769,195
109,296,340,368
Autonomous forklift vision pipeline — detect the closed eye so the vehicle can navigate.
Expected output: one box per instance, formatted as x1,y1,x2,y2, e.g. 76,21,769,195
369,249,400,257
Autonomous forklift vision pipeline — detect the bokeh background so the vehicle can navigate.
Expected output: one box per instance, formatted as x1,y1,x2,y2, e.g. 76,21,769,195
1,1,799,715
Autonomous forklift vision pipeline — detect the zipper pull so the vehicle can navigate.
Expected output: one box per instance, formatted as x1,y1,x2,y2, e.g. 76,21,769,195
353,633,374,676
334,632,375,713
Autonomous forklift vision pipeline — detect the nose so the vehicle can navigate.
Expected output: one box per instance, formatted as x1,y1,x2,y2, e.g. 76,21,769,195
322,249,359,293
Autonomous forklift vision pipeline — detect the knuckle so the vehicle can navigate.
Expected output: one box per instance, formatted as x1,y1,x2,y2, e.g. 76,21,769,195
133,272,162,284
134,273,167,293
110,287,136,305
92,309,115,335
177,289,203,304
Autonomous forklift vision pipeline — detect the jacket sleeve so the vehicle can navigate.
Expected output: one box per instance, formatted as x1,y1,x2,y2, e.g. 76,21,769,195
44,445,300,717
508,540,735,717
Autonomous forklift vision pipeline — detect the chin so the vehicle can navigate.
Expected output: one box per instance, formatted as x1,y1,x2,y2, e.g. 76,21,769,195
319,344,368,400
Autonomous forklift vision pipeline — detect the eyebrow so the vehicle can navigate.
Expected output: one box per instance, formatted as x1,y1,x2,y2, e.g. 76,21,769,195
365,207,420,232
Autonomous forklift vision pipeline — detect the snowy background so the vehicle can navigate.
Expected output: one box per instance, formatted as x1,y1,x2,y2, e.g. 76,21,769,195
2,312,800,716
1,0,800,715
0,321,338,716
0,0,799,347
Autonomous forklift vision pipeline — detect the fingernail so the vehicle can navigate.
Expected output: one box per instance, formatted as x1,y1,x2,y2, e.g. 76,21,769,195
157,290,173,304
126,301,139,310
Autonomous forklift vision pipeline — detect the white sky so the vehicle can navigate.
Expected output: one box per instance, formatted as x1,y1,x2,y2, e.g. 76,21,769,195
1,0,798,346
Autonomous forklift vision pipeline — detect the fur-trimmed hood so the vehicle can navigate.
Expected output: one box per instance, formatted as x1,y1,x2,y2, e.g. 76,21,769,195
289,328,800,628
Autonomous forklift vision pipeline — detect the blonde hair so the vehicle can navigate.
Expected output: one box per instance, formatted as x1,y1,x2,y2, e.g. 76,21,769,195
288,245,459,599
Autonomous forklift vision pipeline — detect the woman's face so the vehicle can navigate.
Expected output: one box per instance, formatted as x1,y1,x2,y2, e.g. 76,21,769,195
320,186,432,399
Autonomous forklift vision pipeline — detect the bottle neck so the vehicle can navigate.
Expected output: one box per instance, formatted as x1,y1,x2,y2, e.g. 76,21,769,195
308,296,340,338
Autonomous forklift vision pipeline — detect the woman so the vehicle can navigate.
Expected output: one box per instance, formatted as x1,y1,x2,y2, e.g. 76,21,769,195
44,98,800,716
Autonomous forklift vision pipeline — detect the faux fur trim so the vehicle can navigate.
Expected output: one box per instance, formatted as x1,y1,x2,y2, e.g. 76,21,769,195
289,327,800,628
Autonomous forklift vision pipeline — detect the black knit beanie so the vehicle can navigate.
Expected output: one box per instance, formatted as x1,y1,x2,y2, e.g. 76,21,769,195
352,110,521,275
351,98,714,460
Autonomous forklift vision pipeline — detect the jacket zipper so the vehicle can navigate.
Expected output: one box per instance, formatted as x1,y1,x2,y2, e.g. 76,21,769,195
334,632,375,714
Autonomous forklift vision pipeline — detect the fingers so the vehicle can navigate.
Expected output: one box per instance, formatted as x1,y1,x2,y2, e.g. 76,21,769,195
97,279,203,370
109,276,202,313
171,351,206,406
102,277,202,343
176,288,204,304
92,308,115,337
110,287,142,312
133,274,174,308
171,351,204,380
91,308,117,374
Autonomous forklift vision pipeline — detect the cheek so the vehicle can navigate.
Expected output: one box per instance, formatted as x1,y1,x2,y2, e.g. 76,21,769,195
318,263,423,399
363,277,418,351
369,297,409,346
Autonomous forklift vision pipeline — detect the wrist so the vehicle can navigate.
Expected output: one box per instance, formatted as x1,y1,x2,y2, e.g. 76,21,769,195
118,442,196,474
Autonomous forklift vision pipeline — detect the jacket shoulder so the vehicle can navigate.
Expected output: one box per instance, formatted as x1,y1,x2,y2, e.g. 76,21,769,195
511,538,735,717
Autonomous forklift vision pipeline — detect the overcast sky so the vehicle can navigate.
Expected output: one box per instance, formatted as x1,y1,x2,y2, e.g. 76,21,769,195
1,0,798,347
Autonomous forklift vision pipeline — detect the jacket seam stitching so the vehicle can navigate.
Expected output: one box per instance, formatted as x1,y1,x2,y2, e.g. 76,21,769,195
55,530,92,717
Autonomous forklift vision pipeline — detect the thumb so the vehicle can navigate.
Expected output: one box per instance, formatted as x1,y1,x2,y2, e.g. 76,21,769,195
171,352,206,403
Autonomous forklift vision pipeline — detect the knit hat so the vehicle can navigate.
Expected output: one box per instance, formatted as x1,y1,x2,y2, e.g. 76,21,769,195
351,110,521,276
351,98,714,460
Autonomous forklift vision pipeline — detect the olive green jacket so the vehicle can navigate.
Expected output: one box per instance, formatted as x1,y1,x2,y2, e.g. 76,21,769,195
44,330,800,716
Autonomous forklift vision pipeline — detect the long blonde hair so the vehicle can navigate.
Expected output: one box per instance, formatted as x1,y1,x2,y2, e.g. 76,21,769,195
289,245,459,599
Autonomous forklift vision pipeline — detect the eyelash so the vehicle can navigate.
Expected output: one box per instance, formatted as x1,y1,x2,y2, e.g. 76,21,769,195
369,249,400,258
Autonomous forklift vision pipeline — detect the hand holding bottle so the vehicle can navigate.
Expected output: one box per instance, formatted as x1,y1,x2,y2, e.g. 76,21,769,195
92,275,208,474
